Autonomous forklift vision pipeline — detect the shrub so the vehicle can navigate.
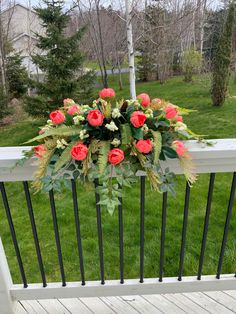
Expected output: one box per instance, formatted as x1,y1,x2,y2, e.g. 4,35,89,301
181,49,202,82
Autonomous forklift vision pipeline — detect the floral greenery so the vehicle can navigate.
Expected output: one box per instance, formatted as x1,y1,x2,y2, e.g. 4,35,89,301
24,89,200,214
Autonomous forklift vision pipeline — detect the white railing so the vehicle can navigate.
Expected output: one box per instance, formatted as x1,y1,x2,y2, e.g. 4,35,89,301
0,139,236,314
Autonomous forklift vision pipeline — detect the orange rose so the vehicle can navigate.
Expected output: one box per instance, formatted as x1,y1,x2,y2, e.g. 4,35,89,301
130,111,146,128
136,139,153,154
87,109,104,127
108,148,124,165
71,143,88,161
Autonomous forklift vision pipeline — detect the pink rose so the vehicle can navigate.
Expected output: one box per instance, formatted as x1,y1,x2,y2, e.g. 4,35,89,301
152,98,162,104
173,140,186,157
34,144,46,158
38,129,45,135
108,148,124,165
63,98,74,107
164,106,178,119
137,93,151,108
71,143,88,161
50,110,65,125
130,111,146,128
67,105,79,116
176,115,183,122
99,88,116,98
87,109,104,127
136,139,153,154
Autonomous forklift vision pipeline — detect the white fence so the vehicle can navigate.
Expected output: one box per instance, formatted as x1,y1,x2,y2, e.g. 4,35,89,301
0,139,236,314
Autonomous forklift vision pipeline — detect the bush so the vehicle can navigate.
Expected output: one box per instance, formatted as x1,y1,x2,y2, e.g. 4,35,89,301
0,87,8,121
181,49,202,82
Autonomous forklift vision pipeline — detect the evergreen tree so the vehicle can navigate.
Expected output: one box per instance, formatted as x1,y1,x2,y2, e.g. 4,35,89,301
211,2,235,106
25,0,94,118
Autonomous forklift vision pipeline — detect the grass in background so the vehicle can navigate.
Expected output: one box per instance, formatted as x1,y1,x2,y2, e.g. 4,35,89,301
0,74,236,284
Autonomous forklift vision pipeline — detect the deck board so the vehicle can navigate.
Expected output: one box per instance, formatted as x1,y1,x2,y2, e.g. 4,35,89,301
15,290,236,313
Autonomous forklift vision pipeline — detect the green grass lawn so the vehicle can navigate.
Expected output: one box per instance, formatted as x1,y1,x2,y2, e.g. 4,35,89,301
1,74,236,284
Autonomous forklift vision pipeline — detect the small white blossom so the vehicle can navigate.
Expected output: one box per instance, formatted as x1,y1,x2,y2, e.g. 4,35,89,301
47,119,52,125
112,108,121,119
92,100,98,108
80,105,90,115
79,129,89,140
56,139,68,149
73,115,85,125
145,109,153,119
175,122,187,132
111,138,121,147
142,124,149,133
105,121,118,132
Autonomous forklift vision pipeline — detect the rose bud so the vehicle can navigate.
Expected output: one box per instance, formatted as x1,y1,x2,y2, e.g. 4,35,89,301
67,104,79,116
71,143,88,161
172,140,187,157
136,139,153,154
87,109,104,127
176,115,183,122
34,144,46,158
164,106,178,120
50,110,65,125
108,148,124,165
99,88,116,99
130,111,146,128
137,93,151,108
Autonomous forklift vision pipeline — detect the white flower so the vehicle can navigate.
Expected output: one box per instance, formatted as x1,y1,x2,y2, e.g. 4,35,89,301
80,105,90,115
145,109,153,119
73,115,85,125
111,138,121,147
175,122,187,132
92,100,98,108
47,119,52,125
142,124,149,133
112,108,121,119
105,121,118,132
56,139,68,149
79,129,89,140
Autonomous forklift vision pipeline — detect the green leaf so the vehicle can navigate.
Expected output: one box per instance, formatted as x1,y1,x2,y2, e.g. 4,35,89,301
54,141,76,172
131,126,143,140
121,123,132,145
151,130,162,164
162,146,178,159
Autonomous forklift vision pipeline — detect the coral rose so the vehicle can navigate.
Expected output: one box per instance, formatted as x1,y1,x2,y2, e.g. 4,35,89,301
87,109,104,127
99,88,116,98
108,148,124,165
63,98,74,107
71,143,88,161
67,105,79,116
130,111,146,128
34,144,46,158
50,110,65,125
137,93,151,108
164,106,178,119
173,140,186,157
176,115,183,122
136,139,153,154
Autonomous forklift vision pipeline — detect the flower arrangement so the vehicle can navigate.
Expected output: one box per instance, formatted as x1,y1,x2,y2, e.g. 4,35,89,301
25,88,200,214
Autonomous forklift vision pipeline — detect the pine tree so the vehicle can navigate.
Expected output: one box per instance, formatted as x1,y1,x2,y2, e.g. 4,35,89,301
25,0,94,118
211,2,235,106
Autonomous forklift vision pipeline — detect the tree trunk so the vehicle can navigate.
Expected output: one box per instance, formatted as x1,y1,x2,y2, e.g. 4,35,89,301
125,0,136,99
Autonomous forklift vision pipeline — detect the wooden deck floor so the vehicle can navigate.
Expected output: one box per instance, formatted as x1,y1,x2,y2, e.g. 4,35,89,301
15,290,236,313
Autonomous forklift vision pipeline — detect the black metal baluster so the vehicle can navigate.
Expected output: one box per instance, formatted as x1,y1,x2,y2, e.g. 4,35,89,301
197,173,215,280
159,192,167,282
216,172,236,279
23,181,47,287
71,180,85,285
178,182,191,281
118,187,124,284
49,189,66,286
140,176,145,283
94,179,105,284
0,182,28,288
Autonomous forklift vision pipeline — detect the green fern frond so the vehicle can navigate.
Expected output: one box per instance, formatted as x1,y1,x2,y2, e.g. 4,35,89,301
121,123,132,145
151,130,162,164
176,106,197,115
54,141,76,172
82,139,101,175
24,126,82,144
98,141,110,174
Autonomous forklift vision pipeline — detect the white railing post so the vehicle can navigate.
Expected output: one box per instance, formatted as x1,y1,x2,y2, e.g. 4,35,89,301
0,238,16,314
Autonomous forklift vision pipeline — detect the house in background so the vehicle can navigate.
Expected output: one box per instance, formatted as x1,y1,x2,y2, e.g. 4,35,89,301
1,3,44,77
